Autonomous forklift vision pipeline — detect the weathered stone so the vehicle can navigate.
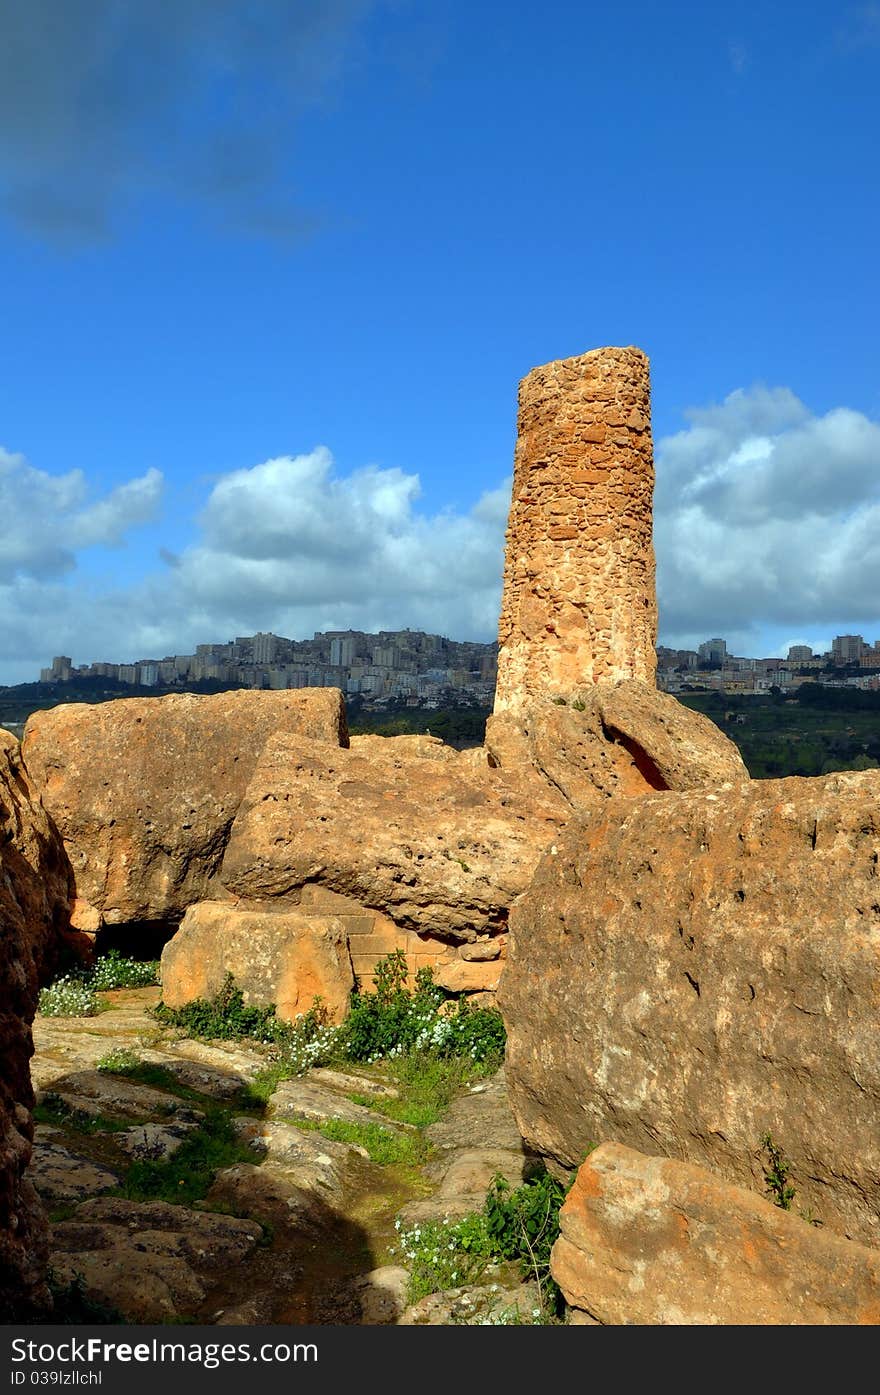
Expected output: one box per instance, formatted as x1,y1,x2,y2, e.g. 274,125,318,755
458,939,502,962
397,1146,533,1228
485,680,746,811
50,1198,262,1322
398,1280,541,1326
38,1070,203,1124
494,347,656,717
119,1122,198,1161
219,731,568,941
501,769,880,1246
160,900,355,1025
21,688,348,930
552,1144,880,1325
433,959,503,995
0,731,72,1319
268,1079,413,1133
28,1142,119,1204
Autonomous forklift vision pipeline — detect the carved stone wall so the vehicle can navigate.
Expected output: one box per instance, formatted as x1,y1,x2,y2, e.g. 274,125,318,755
494,346,656,715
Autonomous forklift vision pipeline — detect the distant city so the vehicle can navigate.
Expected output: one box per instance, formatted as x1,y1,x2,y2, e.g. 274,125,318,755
37,629,499,710
657,634,880,695
34,628,880,705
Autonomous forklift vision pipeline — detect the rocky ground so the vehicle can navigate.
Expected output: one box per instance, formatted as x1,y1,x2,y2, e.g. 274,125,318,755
30,988,540,1325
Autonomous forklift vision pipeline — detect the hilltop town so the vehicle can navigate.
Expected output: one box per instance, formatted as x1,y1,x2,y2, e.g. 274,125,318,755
30,627,880,708
36,628,498,710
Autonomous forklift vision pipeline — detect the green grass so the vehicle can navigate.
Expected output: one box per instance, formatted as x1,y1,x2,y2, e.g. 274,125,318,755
394,1169,570,1315
292,1116,428,1167
34,1096,136,1135
113,1107,255,1206
95,1055,215,1106
349,1051,479,1128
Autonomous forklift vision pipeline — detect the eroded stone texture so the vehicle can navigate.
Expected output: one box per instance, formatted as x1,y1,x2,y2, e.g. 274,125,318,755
219,731,569,942
485,679,747,810
21,689,348,931
494,347,656,717
552,1144,880,1326
0,731,72,1319
160,901,355,1024
500,769,880,1247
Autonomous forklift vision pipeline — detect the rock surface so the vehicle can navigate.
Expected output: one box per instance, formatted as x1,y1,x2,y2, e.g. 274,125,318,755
485,680,747,810
0,731,72,1319
160,900,355,1024
552,1143,880,1325
21,688,348,931
494,346,657,716
49,1199,263,1323
219,731,568,940
500,769,880,1246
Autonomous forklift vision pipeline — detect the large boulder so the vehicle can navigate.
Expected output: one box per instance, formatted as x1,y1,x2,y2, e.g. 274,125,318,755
551,1143,880,1325
0,731,72,1319
485,679,747,808
21,689,348,931
500,769,880,1246
160,901,355,1024
219,732,569,941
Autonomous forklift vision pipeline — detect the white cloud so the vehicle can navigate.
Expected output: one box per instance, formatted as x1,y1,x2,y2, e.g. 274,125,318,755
655,386,880,650
172,448,509,637
0,446,510,683
0,447,163,583
3,383,879,686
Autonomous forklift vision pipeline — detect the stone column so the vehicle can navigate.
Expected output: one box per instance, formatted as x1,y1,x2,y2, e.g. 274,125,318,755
493,346,657,716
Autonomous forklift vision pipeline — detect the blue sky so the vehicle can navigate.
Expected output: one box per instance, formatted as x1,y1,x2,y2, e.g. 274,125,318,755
1,0,878,684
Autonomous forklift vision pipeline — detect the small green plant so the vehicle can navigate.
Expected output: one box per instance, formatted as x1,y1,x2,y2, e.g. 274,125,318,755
393,1167,570,1310
483,1169,567,1314
96,1047,142,1073
341,954,506,1069
392,1211,495,1301
115,1107,255,1207
571,699,586,712
293,1116,427,1167
761,1131,796,1210
38,975,101,1018
152,972,288,1043
90,950,159,990
34,1095,134,1135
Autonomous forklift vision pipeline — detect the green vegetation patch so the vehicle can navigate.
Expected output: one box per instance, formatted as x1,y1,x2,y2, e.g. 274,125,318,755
38,951,159,1018
340,951,506,1070
113,1107,254,1207
152,973,287,1043
33,1095,135,1135
394,1168,570,1317
293,1115,428,1167
679,688,880,779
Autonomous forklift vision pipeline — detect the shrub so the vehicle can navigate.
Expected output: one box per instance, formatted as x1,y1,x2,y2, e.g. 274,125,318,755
90,950,159,990
761,1132,796,1210
394,1168,568,1313
152,973,288,1043
149,953,506,1083
483,1170,566,1310
38,975,101,1018
340,954,506,1069
37,951,158,1017
392,1211,495,1301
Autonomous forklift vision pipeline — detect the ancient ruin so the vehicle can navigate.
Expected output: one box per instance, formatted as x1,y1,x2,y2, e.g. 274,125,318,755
494,346,657,716
3,345,879,1324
